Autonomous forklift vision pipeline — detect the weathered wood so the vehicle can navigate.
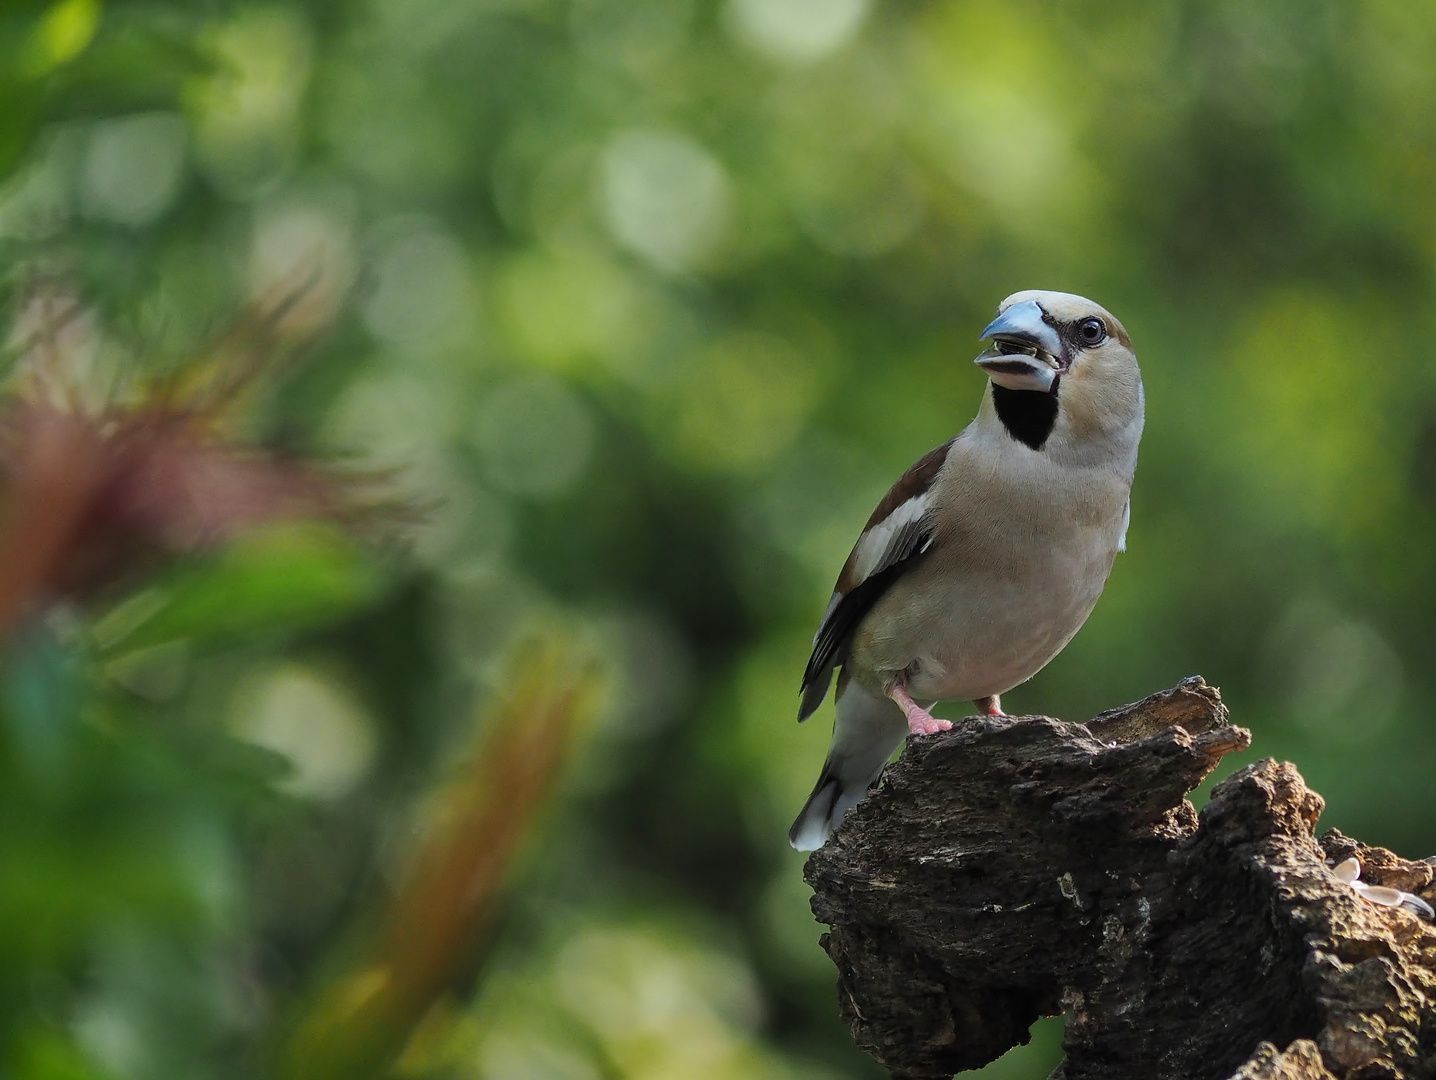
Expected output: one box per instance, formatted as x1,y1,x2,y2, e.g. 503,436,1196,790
804,677,1436,1080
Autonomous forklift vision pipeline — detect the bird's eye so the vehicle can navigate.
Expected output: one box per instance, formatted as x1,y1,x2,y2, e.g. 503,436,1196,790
1078,317,1107,346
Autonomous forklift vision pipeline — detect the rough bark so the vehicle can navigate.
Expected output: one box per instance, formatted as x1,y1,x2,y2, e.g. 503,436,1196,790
804,677,1436,1080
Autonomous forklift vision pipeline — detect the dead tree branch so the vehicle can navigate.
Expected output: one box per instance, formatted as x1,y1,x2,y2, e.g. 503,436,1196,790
804,678,1436,1080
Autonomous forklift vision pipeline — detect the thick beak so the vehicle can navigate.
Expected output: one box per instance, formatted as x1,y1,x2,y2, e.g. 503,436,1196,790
975,299,1065,393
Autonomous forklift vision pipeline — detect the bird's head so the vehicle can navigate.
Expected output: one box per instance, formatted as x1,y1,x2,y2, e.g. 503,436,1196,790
975,290,1142,445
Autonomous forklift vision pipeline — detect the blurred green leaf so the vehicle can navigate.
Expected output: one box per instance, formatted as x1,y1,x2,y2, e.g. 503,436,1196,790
1,625,83,786
9,1025,108,1080
20,0,103,79
98,523,381,654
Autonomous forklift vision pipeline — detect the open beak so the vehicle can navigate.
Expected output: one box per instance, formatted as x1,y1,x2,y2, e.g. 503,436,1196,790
975,300,1065,393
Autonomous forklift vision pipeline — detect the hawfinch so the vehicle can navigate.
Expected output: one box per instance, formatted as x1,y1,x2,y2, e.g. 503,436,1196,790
789,291,1144,851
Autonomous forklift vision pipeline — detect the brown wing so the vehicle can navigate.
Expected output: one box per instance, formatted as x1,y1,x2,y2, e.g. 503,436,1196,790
797,438,954,721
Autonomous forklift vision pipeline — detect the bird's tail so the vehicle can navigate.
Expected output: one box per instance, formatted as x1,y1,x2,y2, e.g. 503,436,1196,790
788,763,859,852
788,679,908,851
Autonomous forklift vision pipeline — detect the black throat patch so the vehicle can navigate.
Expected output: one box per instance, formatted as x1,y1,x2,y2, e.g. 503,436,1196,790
992,382,1060,450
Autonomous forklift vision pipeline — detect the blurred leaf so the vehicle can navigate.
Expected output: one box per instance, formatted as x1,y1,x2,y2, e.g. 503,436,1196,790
99,522,380,652
0,79,44,179
1,623,83,785
9,1025,107,1080
21,0,103,78
282,631,602,1080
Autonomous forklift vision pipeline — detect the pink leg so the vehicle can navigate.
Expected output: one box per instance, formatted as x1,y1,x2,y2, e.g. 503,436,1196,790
889,683,953,735
974,694,1005,716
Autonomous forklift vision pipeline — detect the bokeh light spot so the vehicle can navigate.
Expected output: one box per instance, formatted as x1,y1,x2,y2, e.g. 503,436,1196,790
229,664,377,800
601,130,730,274
1265,598,1403,743
725,0,870,65
80,113,188,228
551,926,781,1078
363,220,478,353
494,246,659,375
663,332,820,473
250,193,357,336
188,7,313,196
472,375,596,499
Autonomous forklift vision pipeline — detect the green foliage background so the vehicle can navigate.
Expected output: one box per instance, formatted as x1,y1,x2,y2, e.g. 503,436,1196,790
3,0,1436,1076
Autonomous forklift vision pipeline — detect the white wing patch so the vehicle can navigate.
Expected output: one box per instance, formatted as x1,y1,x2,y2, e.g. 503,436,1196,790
1117,498,1130,553
851,491,933,584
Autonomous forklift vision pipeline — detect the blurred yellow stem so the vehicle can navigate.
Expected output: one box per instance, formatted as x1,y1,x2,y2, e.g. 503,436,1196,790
282,632,601,1080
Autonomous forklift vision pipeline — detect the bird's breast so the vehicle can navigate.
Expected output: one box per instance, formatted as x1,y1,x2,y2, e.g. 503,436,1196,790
849,457,1129,702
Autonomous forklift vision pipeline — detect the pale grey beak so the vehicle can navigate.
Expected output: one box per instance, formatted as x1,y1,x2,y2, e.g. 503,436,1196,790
979,300,1062,354
975,299,1064,393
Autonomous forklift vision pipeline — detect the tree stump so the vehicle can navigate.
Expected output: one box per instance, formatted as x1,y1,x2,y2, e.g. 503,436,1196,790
803,678,1436,1080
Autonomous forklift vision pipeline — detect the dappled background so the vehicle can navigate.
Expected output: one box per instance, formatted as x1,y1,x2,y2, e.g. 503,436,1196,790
2,0,1436,1077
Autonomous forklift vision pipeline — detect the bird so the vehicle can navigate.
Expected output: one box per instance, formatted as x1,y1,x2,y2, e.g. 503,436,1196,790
788,290,1144,851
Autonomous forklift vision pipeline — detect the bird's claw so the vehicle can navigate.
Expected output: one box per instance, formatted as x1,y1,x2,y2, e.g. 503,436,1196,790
908,715,953,736
887,683,951,736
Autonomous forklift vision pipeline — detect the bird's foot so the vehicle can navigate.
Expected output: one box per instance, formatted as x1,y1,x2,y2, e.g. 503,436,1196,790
889,683,952,735
974,694,1005,716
